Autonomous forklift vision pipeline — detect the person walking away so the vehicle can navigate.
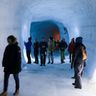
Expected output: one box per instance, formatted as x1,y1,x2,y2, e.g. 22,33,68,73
0,35,21,96
24,37,32,64
33,38,39,64
59,38,68,63
47,36,54,64
72,37,86,89
39,37,48,66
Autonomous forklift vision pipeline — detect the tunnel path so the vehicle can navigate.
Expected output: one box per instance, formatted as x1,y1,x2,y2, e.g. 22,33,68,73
0,60,96,96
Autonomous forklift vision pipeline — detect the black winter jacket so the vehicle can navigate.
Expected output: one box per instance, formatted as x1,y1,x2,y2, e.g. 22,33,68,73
39,41,48,54
2,43,21,74
59,40,67,51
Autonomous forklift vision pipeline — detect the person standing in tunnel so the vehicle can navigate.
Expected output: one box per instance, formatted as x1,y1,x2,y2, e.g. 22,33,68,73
33,38,39,64
68,38,75,68
59,38,68,63
72,37,86,89
68,38,75,63
0,35,21,96
39,37,48,66
47,36,55,64
24,37,32,64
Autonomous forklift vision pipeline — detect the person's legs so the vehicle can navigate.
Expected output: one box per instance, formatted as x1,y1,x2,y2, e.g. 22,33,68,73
69,53,71,63
63,51,65,62
13,73,19,95
34,53,36,63
48,52,50,64
3,72,10,92
61,51,64,63
13,74,19,90
0,73,10,95
60,51,62,63
36,54,39,64
40,54,43,66
44,53,46,66
75,74,82,89
26,51,31,63
75,65,83,89
51,51,54,64
71,67,76,79
34,53,38,64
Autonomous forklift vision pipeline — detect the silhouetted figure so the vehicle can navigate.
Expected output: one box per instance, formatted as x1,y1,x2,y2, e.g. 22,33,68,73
0,35,21,96
59,38,67,63
33,38,39,64
24,37,32,64
47,36,54,64
39,37,48,66
72,37,86,89
68,38,75,68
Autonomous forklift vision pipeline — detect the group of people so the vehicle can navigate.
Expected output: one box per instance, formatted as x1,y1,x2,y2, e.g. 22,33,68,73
68,37,87,89
0,35,87,96
24,36,87,90
24,36,68,66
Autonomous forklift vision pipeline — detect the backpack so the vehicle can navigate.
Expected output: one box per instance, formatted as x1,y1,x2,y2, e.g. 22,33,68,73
81,47,87,60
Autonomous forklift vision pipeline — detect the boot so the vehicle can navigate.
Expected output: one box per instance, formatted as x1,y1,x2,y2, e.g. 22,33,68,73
47,61,50,64
0,91,7,96
13,89,19,96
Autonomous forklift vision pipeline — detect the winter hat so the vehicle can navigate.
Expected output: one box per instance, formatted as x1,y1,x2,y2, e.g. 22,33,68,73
76,37,83,43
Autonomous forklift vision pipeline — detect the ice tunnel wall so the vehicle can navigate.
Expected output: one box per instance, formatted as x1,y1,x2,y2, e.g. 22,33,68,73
0,0,96,81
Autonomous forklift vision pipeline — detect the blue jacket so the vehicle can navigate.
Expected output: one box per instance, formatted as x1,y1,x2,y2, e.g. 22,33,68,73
24,41,32,52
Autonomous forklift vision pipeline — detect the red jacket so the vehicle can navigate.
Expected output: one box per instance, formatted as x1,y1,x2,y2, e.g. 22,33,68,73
68,42,75,53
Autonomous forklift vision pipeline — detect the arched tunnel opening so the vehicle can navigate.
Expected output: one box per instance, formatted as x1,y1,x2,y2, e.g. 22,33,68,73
30,20,60,42
30,20,69,42
23,20,69,62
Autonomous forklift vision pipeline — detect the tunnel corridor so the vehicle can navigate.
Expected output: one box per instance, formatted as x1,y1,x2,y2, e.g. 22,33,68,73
0,0,96,96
